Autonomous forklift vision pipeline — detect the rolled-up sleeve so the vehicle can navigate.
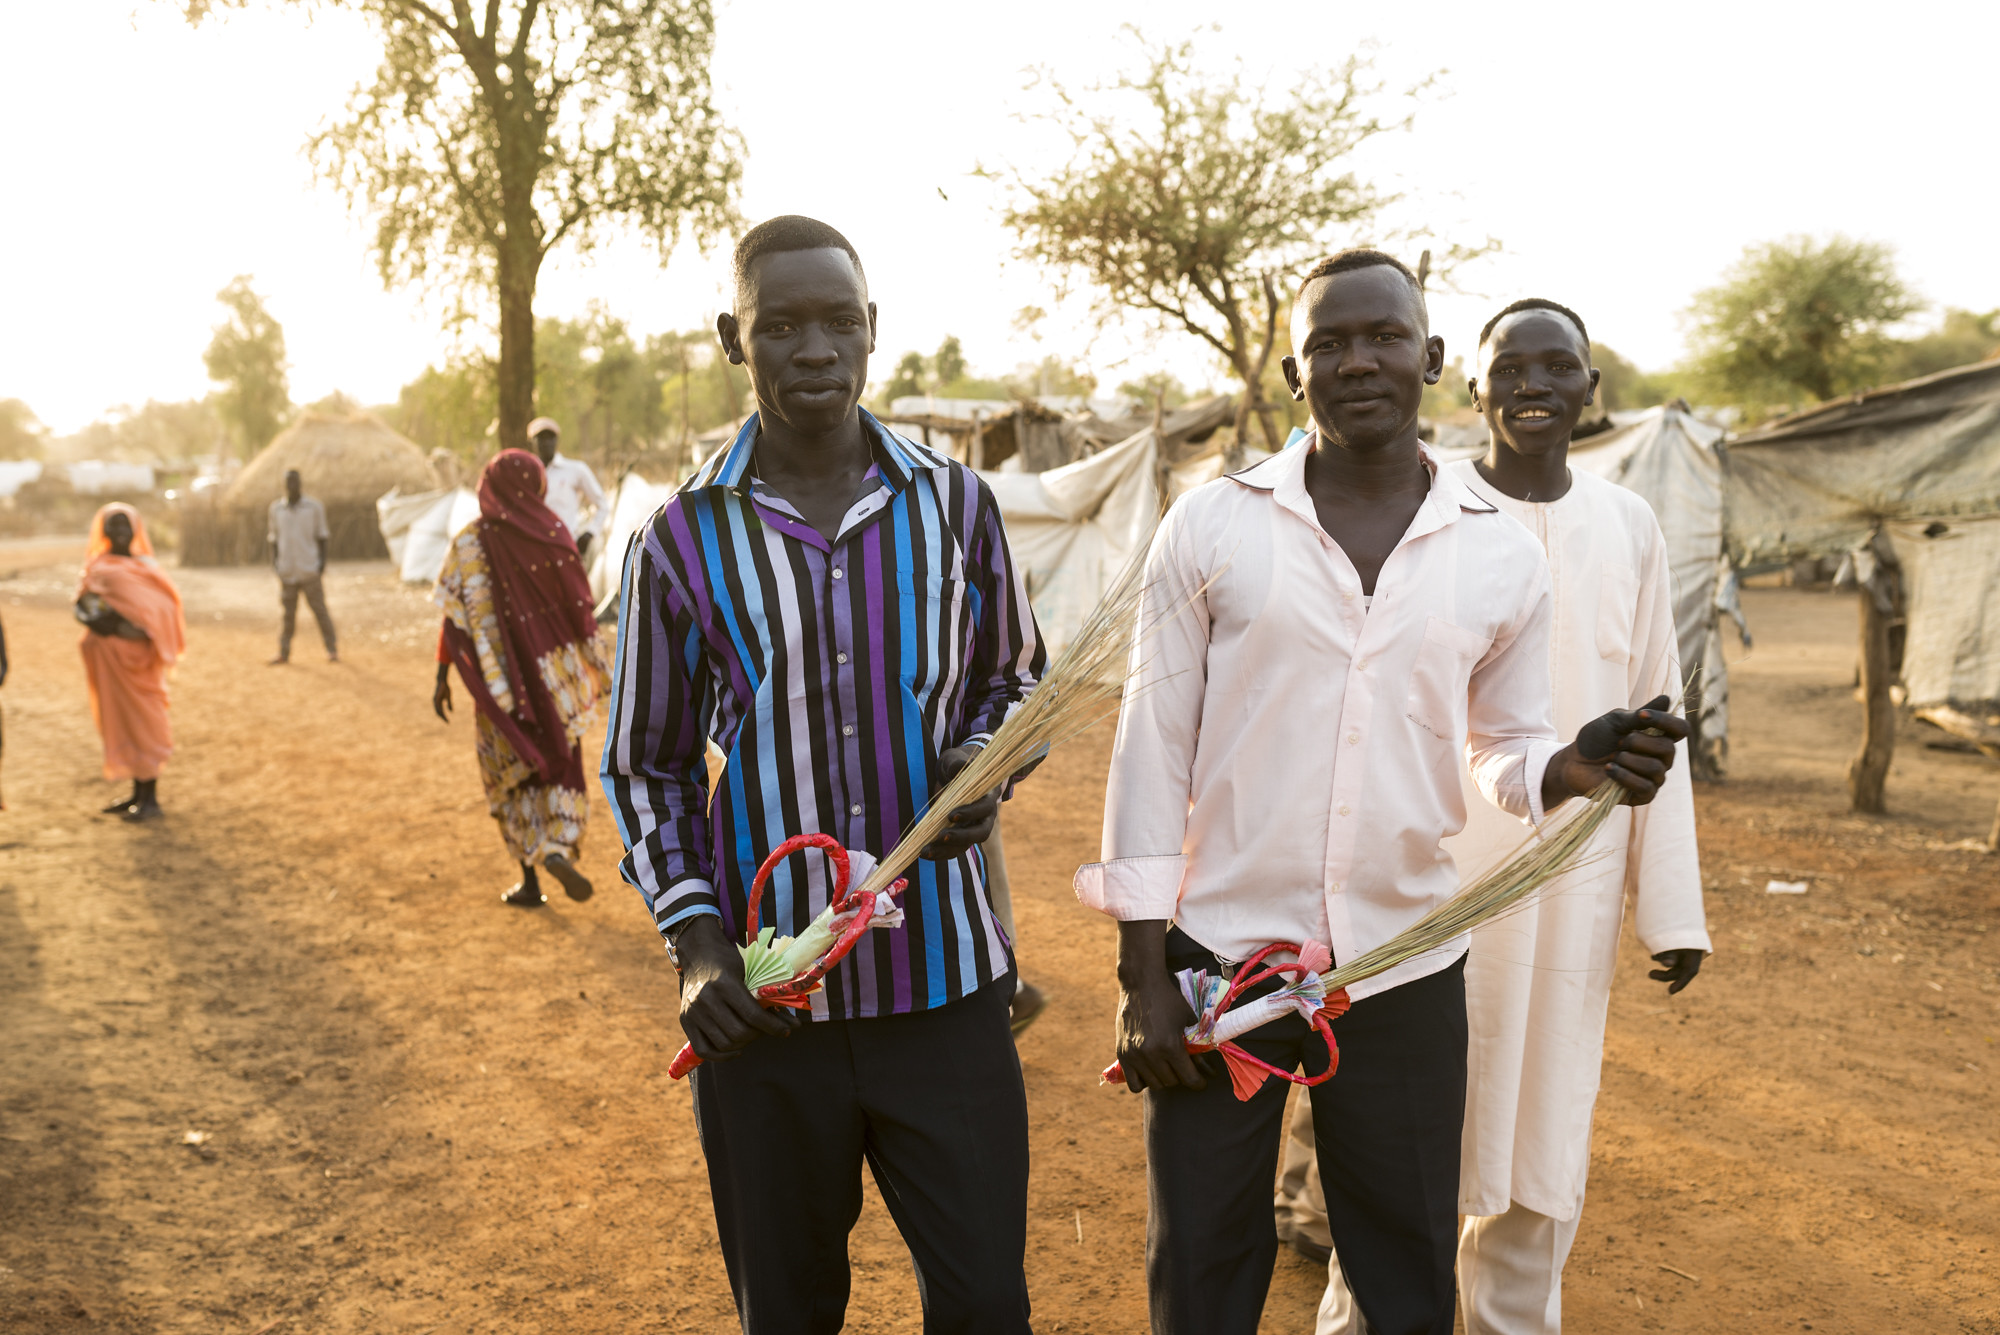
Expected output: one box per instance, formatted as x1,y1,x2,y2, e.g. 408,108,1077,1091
599,525,721,938
1464,562,1564,825
1073,503,1209,921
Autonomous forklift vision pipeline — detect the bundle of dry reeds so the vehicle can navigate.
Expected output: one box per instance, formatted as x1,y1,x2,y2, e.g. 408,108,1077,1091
1321,677,1690,991
1320,779,1623,993
847,548,1172,903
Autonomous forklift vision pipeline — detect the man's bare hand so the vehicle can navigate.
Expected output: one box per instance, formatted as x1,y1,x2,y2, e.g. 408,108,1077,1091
1545,694,1688,807
674,916,800,1062
1649,948,1704,995
1113,921,1206,1093
920,745,1001,860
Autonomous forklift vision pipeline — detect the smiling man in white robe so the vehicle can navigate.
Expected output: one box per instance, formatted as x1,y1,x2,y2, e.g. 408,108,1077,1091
1303,297,1712,1334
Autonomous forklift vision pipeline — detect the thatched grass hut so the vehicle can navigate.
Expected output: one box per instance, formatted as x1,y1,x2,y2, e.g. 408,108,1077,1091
181,411,440,566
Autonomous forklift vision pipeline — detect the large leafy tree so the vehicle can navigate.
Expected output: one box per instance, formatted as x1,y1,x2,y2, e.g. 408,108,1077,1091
993,33,1470,450
1685,235,1922,413
204,275,293,456
181,1,743,452
0,399,48,461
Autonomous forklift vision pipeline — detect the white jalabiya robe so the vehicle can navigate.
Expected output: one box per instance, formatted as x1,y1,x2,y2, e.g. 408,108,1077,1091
1444,460,1712,1222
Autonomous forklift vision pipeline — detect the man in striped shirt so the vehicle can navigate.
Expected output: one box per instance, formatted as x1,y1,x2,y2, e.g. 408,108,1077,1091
602,215,1045,1334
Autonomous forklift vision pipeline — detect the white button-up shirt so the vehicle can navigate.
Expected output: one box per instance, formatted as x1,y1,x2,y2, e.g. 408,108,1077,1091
542,450,608,543
1075,437,1564,1001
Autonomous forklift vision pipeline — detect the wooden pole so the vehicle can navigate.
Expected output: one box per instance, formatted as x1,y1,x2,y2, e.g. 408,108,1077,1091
1848,583,1896,813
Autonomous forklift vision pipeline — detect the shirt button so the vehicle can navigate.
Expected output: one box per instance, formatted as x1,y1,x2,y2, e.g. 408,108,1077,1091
837,652,849,664
1355,659,1367,671
1330,881,1341,893
1339,804,1350,816
842,724,854,736
849,804,863,816
1342,591,1354,601
1346,732,1359,744
831,568,844,580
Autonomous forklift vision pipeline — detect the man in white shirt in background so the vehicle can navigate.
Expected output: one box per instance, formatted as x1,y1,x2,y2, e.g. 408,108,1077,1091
268,468,337,665
1076,251,1688,1335
528,416,608,559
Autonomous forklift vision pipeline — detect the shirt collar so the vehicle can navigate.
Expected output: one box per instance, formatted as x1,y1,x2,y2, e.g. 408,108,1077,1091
1229,428,1495,537
685,408,951,495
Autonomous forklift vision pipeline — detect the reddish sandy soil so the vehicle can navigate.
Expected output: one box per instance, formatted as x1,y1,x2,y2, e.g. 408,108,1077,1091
2,544,1995,1334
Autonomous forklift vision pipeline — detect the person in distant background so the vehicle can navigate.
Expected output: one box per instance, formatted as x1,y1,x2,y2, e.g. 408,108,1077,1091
432,449,609,907
268,468,338,665
529,417,608,561
77,503,187,822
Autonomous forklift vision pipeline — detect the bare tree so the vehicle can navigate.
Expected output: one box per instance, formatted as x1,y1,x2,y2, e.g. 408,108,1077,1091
993,32,1478,450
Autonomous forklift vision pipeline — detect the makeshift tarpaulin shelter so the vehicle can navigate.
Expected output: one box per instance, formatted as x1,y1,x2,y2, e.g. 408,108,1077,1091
189,411,439,566
1725,359,2000,829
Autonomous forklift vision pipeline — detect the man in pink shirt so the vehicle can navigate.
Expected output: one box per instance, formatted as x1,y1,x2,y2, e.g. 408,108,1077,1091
1075,250,1686,1335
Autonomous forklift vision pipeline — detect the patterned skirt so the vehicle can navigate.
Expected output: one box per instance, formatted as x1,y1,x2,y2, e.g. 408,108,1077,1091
474,711,588,864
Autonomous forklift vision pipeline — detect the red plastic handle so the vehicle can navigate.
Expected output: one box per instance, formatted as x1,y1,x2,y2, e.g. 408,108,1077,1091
744,833,851,945
1100,943,1349,1097
667,835,907,1081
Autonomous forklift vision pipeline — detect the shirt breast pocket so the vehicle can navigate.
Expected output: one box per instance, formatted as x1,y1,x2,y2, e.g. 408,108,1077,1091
893,567,970,686
1405,616,1493,742
1596,563,1639,664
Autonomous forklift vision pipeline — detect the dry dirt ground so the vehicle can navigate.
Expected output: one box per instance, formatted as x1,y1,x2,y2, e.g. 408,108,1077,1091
1,544,1995,1335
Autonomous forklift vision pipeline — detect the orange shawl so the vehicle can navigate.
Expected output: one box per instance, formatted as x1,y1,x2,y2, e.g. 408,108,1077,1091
78,505,186,780
79,504,187,665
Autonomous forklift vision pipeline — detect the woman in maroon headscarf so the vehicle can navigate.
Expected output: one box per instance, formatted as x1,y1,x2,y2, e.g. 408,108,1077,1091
432,449,610,906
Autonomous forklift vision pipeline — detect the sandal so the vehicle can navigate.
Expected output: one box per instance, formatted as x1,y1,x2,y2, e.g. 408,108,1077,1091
544,855,593,902
501,883,547,907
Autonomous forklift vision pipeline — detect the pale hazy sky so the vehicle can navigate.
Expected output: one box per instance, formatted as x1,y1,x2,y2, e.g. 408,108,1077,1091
6,0,1997,433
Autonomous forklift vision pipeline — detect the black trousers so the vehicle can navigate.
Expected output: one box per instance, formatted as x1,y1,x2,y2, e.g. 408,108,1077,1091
1145,931,1467,1335
690,971,1032,1335
278,575,337,657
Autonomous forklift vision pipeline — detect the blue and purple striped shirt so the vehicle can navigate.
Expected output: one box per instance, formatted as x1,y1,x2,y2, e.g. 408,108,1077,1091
600,411,1046,1019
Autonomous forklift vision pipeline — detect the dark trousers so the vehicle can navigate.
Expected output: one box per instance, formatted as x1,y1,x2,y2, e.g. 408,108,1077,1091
690,971,1032,1335
278,575,337,658
1145,931,1467,1335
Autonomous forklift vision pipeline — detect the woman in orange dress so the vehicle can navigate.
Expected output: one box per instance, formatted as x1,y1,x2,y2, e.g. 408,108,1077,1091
76,503,187,821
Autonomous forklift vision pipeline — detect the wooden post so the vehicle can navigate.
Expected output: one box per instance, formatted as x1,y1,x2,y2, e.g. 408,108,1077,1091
969,411,985,470
1848,582,1896,813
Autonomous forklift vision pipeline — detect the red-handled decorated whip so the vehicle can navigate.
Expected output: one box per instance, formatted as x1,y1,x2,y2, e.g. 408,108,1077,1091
666,834,907,1079
1102,941,1349,1101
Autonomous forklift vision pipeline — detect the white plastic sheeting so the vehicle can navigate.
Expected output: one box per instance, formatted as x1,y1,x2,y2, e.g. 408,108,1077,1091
0,460,43,499
975,426,1164,658
66,460,156,494
377,486,479,585
1890,515,2000,710
588,472,682,609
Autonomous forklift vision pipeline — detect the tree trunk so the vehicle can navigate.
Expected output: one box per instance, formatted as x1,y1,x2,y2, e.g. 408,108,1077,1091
495,237,539,454
1986,793,2000,854
1848,587,1896,813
